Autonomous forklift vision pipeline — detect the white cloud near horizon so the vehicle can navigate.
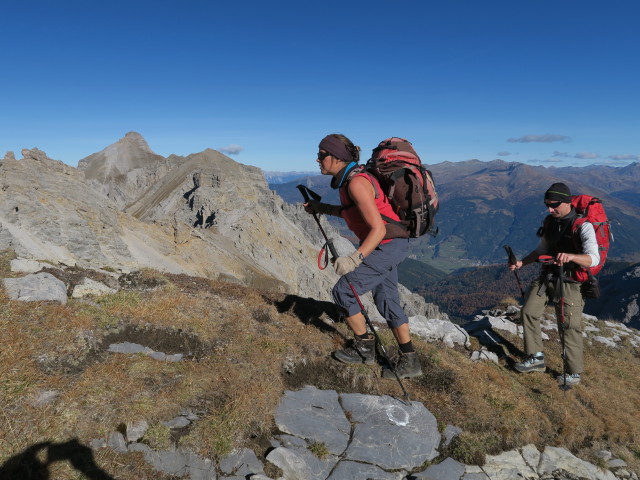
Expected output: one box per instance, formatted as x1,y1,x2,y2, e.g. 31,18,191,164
497,151,511,156
552,151,599,159
219,144,244,155
508,134,571,143
575,152,599,159
608,153,640,161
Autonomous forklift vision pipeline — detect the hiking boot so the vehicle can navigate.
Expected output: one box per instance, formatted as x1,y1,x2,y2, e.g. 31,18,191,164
332,336,376,365
381,352,423,379
557,373,581,386
514,354,546,373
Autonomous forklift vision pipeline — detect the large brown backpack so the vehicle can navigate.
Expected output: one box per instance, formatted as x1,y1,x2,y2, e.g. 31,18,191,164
365,137,439,238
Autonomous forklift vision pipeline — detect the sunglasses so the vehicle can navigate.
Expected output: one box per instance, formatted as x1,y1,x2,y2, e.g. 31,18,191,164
545,201,562,208
317,151,332,161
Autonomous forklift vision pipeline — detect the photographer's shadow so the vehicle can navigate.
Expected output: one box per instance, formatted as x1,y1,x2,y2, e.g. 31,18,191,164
0,439,114,480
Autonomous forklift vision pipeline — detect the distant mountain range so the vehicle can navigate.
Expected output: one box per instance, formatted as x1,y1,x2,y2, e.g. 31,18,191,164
270,160,640,270
262,171,316,184
270,160,640,326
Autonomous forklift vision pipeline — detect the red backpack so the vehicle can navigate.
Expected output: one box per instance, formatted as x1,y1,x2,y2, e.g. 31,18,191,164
365,138,439,238
570,195,612,281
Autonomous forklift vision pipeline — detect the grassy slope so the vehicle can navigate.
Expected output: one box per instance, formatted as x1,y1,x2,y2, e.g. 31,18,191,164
1,252,639,478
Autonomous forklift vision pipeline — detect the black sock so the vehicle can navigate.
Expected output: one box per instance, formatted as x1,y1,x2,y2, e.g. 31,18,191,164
356,332,371,340
399,341,414,354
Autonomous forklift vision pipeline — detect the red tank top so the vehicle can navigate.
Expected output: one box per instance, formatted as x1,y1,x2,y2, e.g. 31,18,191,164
339,172,400,245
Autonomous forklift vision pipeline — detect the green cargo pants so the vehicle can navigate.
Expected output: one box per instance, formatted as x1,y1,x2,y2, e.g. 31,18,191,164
521,278,585,374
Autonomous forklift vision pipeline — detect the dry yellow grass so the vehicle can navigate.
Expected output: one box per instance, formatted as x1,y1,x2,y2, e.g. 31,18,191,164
1,257,639,478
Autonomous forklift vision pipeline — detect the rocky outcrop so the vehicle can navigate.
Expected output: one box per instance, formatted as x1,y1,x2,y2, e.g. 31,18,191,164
77,131,168,208
466,307,640,351
92,385,634,480
0,134,448,318
588,263,640,329
0,138,335,298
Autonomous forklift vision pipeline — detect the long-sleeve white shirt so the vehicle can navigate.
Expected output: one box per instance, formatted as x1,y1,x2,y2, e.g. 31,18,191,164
534,221,600,267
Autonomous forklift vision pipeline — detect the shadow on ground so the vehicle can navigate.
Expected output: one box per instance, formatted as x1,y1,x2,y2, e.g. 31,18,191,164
0,439,114,480
265,293,342,335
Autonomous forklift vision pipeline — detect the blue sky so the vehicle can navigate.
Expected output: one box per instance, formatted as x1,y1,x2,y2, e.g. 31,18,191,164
1,0,638,172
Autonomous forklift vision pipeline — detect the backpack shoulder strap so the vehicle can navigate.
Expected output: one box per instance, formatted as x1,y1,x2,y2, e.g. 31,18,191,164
537,215,552,237
571,215,587,232
341,167,381,205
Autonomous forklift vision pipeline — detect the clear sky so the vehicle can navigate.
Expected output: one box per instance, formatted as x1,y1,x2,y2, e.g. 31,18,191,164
1,0,638,172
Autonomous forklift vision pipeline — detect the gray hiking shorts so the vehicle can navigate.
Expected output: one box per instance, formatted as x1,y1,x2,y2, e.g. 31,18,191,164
332,238,410,329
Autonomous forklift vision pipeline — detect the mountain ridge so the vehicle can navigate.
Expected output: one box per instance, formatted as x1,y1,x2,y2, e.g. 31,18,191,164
0,132,448,324
273,160,640,265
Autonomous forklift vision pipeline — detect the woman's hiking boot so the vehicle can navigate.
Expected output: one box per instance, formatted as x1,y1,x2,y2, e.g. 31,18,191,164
381,351,422,379
514,353,546,373
332,336,375,365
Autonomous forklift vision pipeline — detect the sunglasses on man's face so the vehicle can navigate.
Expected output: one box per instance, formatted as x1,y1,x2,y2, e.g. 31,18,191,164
545,201,562,209
317,151,332,161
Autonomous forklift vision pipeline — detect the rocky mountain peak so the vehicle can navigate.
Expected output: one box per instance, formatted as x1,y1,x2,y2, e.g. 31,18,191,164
121,132,154,153
76,132,169,207
77,131,163,183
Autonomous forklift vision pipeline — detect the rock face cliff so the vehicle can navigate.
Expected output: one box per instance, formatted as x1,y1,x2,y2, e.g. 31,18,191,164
0,133,447,319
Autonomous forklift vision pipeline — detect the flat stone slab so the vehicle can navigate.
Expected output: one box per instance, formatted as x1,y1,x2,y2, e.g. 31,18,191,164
341,392,440,470
326,460,405,479
538,446,617,480
3,272,67,304
274,385,350,456
483,449,538,479
108,342,183,362
271,386,440,476
414,457,466,479
219,447,265,477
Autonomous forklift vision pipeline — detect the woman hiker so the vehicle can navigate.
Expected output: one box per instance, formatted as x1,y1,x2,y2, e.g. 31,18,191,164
303,133,422,379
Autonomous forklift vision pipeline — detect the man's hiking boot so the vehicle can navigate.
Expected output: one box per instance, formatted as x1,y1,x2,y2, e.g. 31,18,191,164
557,373,581,386
382,352,422,379
333,336,376,365
514,354,546,373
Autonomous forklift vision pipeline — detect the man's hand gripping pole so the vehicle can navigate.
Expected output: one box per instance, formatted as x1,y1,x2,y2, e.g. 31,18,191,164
503,245,525,298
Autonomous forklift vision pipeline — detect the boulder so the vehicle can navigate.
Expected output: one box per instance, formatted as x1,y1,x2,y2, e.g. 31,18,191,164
10,258,48,273
410,316,470,348
71,277,117,298
3,272,67,304
538,446,617,480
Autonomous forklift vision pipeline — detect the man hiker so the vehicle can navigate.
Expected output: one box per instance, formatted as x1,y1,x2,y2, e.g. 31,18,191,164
303,133,422,379
509,182,600,386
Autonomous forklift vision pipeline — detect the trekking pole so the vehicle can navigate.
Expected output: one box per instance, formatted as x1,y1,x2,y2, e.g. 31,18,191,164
296,185,338,260
557,264,570,392
345,280,411,404
503,245,525,298
297,185,411,405
538,255,571,391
